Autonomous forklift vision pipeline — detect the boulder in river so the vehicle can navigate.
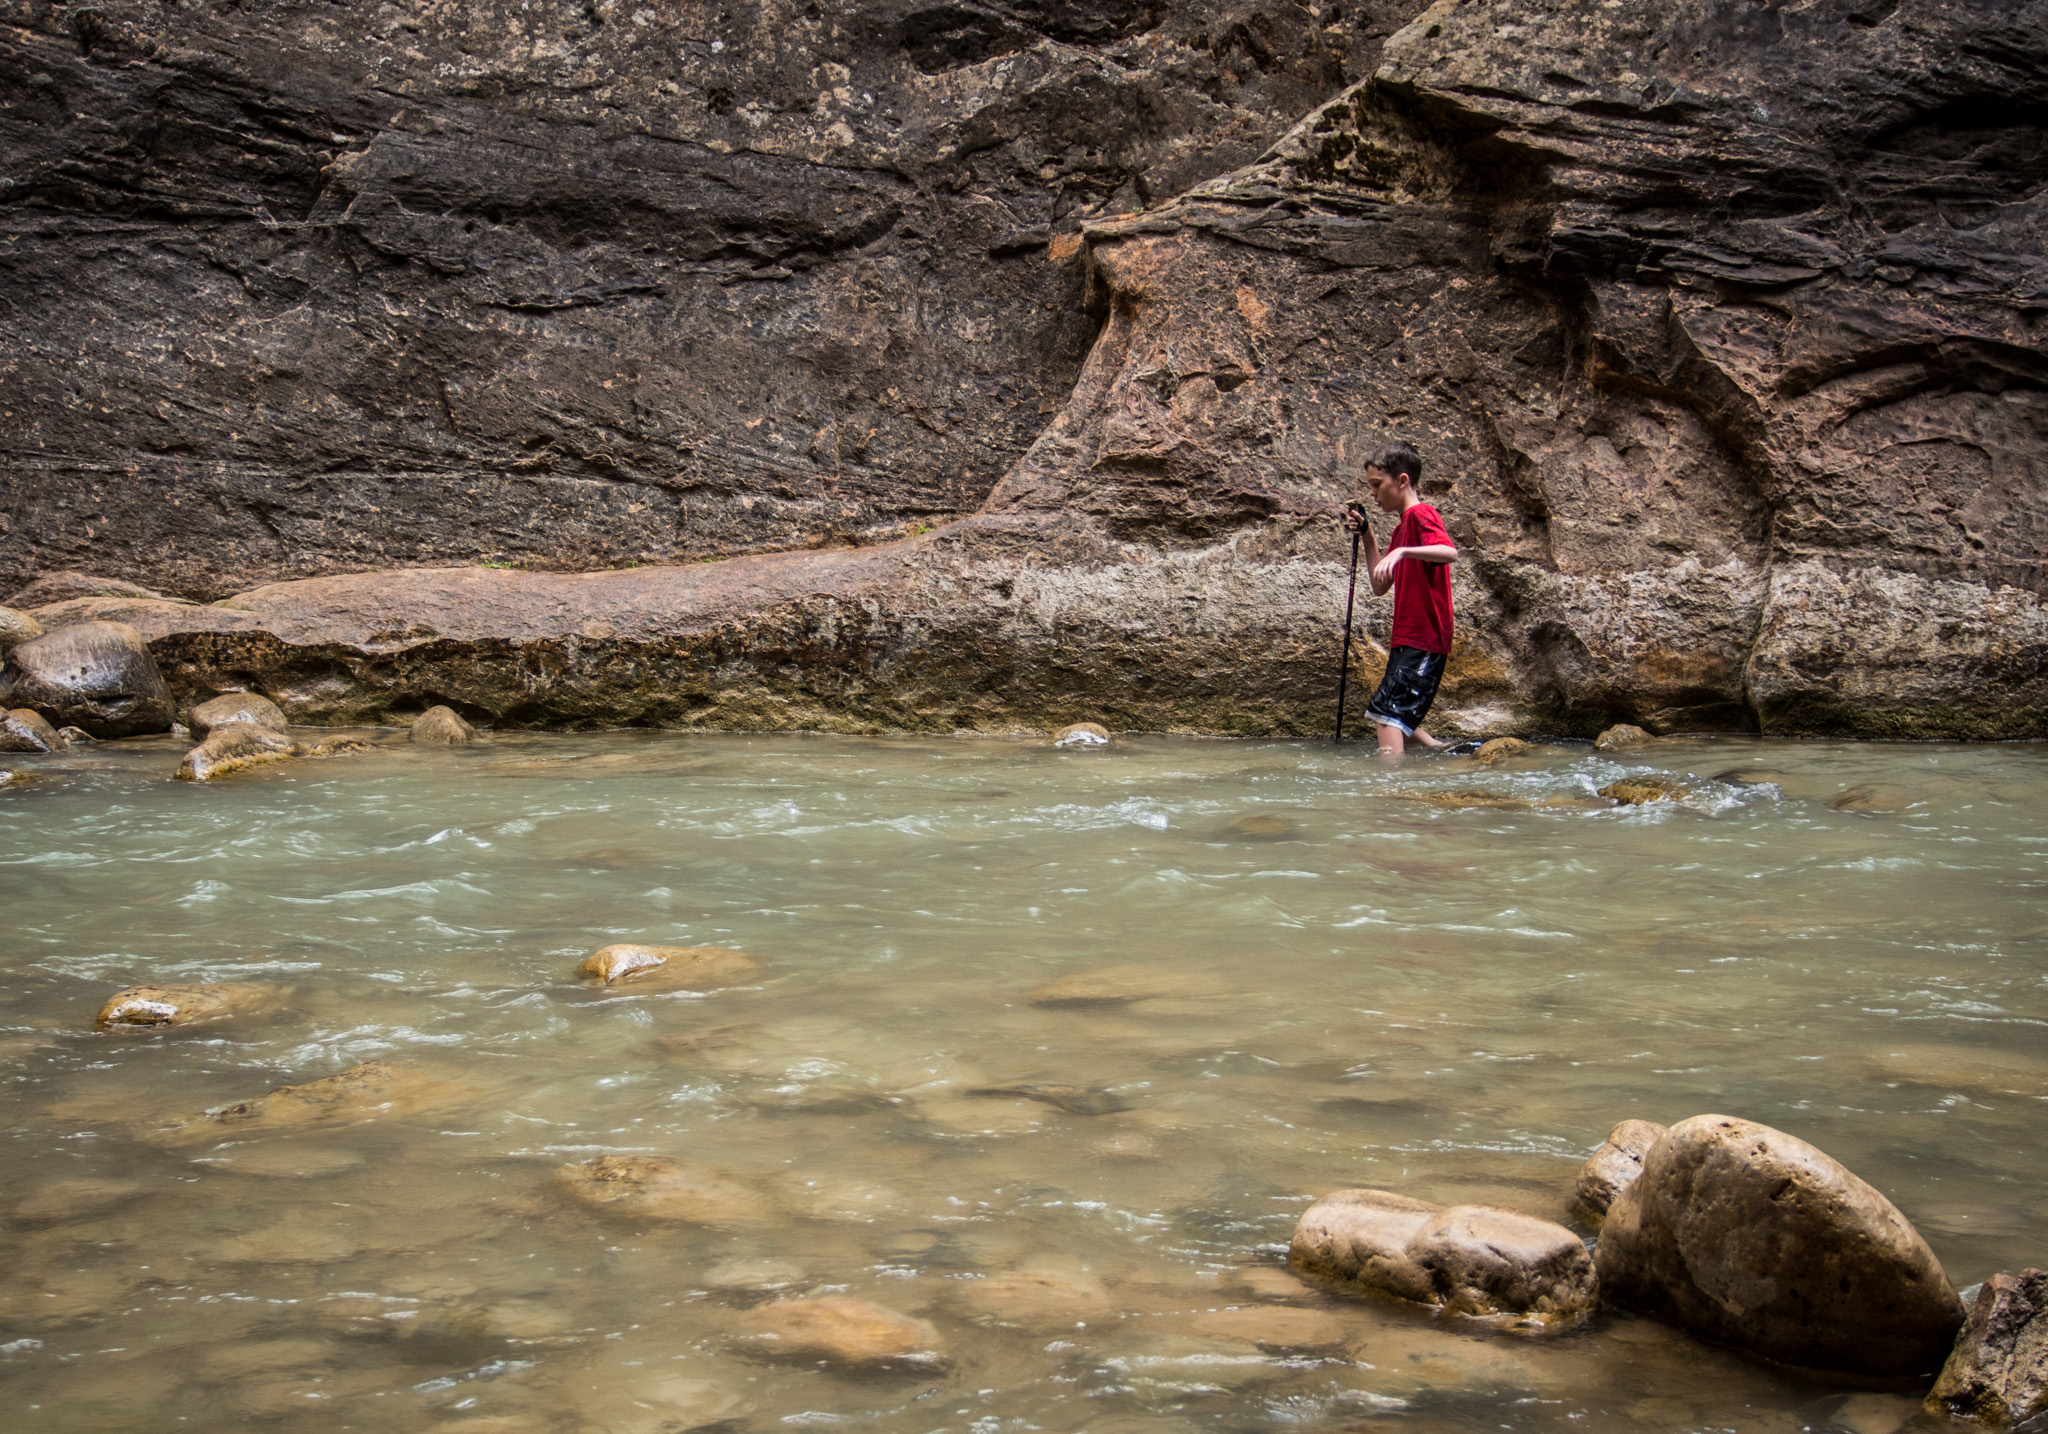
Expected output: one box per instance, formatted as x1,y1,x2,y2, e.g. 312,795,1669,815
577,943,761,992
1830,784,1912,813
1575,1118,1667,1220
0,707,65,753
0,607,43,654
1601,775,1690,806
96,982,284,1030
1595,1114,1964,1377
1291,1188,1597,1327
1051,722,1111,747
555,1154,766,1228
736,1295,947,1371
409,705,479,745
1472,737,1533,765
1596,724,1655,751
167,1060,458,1140
187,691,288,740
176,724,296,781
0,620,173,737
1926,1269,2048,1427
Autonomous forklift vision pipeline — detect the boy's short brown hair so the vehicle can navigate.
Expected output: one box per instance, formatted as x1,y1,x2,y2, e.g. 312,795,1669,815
1367,441,1423,491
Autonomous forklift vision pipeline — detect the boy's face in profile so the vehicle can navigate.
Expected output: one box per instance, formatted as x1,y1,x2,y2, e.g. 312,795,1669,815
1363,464,1408,513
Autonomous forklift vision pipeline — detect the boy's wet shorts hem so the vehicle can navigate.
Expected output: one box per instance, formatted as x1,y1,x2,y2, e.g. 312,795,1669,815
1362,645,1447,736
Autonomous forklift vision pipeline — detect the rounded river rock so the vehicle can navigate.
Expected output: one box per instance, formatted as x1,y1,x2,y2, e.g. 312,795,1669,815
0,620,173,737
1594,1113,1964,1377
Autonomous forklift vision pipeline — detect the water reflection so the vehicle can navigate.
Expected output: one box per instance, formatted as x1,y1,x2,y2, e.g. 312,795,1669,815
1,732,2043,1431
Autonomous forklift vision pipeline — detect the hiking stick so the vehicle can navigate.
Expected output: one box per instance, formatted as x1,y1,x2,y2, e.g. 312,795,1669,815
1334,519,1363,742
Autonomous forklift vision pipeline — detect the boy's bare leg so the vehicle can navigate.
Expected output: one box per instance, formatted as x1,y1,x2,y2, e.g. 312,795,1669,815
1410,727,1445,749
1375,723,1406,757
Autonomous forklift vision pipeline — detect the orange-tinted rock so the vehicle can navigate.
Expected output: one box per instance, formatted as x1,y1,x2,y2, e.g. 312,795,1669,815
410,705,479,744
0,707,64,753
554,1155,766,1228
736,1296,946,1370
96,982,284,1030
176,723,297,781
188,691,288,740
1596,724,1654,751
1575,1118,1667,1220
1051,722,1111,747
577,943,761,992
1927,1269,2048,1427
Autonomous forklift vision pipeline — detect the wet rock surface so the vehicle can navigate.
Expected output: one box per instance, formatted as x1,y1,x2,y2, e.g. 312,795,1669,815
1596,726,1655,752
577,944,761,992
0,607,43,654
555,1155,766,1229
1927,1269,2048,1427
1472,738,1533,765
1,0,2039,739
1052,722,1113,748
0,707,65,754
95,983,284,1030
736,1295,946,1371
0,621,172,737
1291,1188,1597,1327
410,705,480,745
186,691,287,741
1576,1119,1667,1220
175,724,298,782
162,1060,457,1141
1595,1114,1964,1377
1602,776,1691,806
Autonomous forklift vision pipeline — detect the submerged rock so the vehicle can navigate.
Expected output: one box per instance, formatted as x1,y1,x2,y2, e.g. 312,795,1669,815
175,724,296,781
950,1258,1112,1326
1927,1269,2048,1427
95,982,284,1030
1601,775,1690,806
187,691,288,740
1595,1114,1963,1377
410,705,480,745
1419,789,1534,810
1026,964,1223,1008
1472,737,1533,765
1291,1188,1597,1327
1051,722,1111,748
166,1060,456,1140
0,620,173,737
736,1295,946,1370
1575,1118,1667,1220
1830,784,1912,813
0,606,43,654
577,943,761,992
1596,724,1654,751
964,1082,1129,1115
555,1154,765,1228
1224,813,1299,839
0,707,65,753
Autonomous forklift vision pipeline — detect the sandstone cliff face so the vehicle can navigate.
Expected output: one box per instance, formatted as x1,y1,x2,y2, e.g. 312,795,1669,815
3,0,2043,736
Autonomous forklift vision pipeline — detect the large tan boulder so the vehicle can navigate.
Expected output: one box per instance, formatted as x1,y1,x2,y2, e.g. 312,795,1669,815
188,691,288,740
577,944,760,992
1595,724,1654,750
1575,1118,1667,1219
555,1155,766,1228
1472,737,1532,765
1595,1114,1963,1377
736,1295,947,1370
1051,722,1111,747
96,982,284,1030
1927,1269,2048,1426
1290,1188,1597,1327
0,620,173,737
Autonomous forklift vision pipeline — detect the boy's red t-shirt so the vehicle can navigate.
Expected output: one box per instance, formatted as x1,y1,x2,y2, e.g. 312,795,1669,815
1387,502,1455,654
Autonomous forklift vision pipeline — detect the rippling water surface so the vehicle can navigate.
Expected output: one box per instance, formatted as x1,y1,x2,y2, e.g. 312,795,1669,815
3,731,2045,1433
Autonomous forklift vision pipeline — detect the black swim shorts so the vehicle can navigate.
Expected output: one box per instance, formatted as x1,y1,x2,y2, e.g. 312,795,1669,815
1362,645,1447,736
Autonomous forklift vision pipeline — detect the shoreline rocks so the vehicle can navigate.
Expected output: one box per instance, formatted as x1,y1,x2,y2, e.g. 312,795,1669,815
1596,725,1654,751
0,620,172,737
1927,1270,2048,1427
0,606,42,654
0,707,65,753
1290,1188,1597,1329
1052,722,1112,748
1575,1119,1666,1220
187,691,288,741
1595,1114,1963,1378
175,724,297,781
409,705,480,745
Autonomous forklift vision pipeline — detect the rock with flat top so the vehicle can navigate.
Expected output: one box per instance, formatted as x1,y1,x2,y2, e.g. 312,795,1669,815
161,1060,458,1141
410,705,479,744
1291,1188,1596,1327
188,691,288,740
736,1295,946,1370
1596,724,1654,751
1927,1269,2048,1427
1575,1118,1667,1219
176,724,297,781
1051,722,1111,747
1601,775,1689,806
1473,737,1532,764
555,1154,766,1228
0,607,43,654
0,708,65,753
1596,1114,1963,1377
96,982,284,1030
6,573,169,608
577,943,760,992
0,621,173,737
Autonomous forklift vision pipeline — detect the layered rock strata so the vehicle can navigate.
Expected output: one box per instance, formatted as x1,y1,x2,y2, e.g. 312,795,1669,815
3,0,2041,736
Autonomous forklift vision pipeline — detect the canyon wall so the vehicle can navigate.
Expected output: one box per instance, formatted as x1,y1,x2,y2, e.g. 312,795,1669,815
3,0,2044,736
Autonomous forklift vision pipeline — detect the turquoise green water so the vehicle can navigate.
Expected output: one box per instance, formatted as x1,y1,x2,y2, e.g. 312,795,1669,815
2,731,2044,1433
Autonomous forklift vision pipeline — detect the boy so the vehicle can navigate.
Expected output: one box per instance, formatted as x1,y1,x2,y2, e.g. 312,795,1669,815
1341,441,1457,756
